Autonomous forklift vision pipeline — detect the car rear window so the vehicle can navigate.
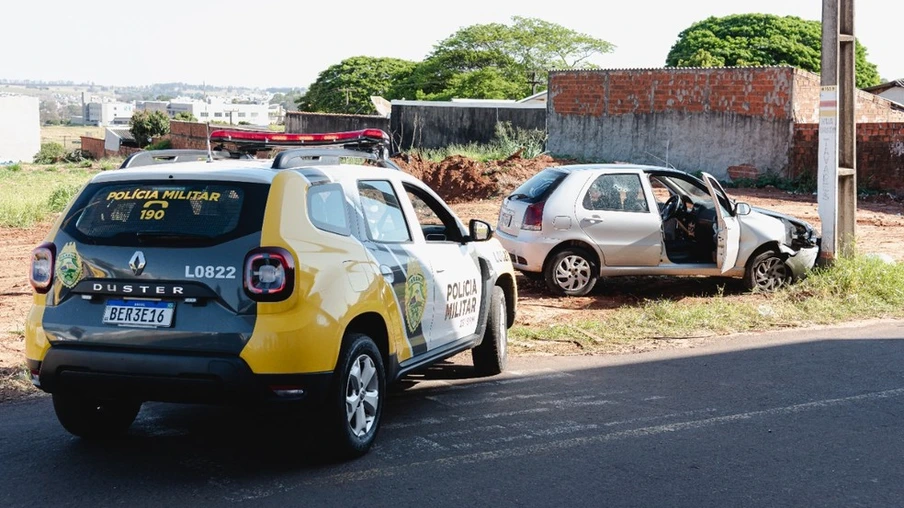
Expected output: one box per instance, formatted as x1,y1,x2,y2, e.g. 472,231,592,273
508,168,568,203
62,180,270,246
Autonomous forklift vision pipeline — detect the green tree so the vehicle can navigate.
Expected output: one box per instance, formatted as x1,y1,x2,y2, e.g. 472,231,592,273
391,16,615,101
129,110,170,148
174,111,197,122
296,56,416,114
666,14,881,88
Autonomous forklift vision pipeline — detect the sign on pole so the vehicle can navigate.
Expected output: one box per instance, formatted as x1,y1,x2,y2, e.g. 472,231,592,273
817,85,838,260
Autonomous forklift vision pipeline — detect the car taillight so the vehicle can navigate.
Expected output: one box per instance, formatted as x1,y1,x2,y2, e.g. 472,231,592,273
243,247,295,302
29,242,56,294
522,202,545,231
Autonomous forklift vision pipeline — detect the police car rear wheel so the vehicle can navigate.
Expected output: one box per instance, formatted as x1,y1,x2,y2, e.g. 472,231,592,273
51,392,141,438
472,285,507,376
327,333,385,458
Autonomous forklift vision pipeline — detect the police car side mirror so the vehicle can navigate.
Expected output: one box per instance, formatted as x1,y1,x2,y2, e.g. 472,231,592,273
468,219,493,242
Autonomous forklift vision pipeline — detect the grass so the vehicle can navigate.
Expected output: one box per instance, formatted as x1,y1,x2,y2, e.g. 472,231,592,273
0,164,98,227
410,122,547,162
511,255,904,347
40,125,105,151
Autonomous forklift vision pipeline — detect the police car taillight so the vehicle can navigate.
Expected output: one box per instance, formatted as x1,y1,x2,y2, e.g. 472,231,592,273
243,247,295,301
29,242,55,294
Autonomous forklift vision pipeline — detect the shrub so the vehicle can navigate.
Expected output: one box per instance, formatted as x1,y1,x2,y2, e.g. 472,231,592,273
33,142,67,164
46,184,81,212
145,139,173,150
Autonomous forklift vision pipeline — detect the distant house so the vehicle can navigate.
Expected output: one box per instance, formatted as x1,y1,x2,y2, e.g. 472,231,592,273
864,79,904,106
0,94,40,163
104,127,138,152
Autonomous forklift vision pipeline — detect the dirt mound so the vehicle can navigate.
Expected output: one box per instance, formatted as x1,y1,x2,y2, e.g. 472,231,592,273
392,153,566,203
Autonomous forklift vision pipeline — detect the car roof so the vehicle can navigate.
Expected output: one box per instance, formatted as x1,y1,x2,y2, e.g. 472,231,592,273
89,157,418,186
549,163,693,178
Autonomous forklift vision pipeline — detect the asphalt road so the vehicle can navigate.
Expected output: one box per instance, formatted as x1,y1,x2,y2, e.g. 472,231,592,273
2,320,903,508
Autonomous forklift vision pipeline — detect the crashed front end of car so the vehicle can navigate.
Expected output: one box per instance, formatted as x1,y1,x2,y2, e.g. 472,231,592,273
754,207,821,277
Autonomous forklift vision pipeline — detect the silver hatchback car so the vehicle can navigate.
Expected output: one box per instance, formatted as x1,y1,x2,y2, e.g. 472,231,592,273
495,164,820,296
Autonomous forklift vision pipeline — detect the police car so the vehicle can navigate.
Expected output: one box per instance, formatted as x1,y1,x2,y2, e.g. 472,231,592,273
25,129,517,457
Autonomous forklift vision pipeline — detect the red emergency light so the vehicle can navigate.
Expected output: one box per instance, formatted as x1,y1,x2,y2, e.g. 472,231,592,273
208,129,388,146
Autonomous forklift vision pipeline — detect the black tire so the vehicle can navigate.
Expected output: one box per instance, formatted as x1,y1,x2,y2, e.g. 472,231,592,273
472,285,508,376
544,247,598,296
744,249,791,292
324,333,385,459
51,392,141,439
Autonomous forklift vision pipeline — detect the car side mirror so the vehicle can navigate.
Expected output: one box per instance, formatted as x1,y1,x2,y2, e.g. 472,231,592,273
468,219,493,242
735,202,752,216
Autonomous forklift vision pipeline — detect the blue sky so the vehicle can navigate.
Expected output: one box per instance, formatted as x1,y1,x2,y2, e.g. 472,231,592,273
2,0,900,89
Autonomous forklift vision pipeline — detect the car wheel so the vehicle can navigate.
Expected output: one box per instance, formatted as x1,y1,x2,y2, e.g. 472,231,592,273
544,248,598,296
325,333,385,458
744,249,791,292
51,392,141,438
472,285,508,376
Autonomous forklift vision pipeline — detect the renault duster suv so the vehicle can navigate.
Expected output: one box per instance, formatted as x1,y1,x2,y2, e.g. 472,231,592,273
25,129,517,457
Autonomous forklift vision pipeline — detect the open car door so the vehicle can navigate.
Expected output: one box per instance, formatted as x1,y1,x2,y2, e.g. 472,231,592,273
702,173,740,272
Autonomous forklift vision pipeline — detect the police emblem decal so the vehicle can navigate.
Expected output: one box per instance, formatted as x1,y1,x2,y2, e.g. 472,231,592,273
404,259,427,335
56,242,84,288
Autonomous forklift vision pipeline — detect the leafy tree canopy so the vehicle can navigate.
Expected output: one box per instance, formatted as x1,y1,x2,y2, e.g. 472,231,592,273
129,110,170,148
665,14,881,88
392,16,615,101
296,56,417,114
174,111,197,122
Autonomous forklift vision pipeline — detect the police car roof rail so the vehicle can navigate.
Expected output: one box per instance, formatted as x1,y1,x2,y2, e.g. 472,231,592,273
119,149,252,169
207,128,400,170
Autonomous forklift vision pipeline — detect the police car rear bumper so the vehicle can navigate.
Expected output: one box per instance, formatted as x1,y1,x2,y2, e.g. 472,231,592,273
31,346,332,405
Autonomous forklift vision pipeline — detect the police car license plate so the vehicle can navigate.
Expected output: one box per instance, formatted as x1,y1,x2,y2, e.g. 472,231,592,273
103,300,175,327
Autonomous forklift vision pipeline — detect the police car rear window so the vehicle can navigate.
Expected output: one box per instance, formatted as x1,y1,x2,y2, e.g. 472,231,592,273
63,181,269,246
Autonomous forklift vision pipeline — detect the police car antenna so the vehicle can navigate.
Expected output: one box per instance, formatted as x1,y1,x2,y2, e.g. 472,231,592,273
205,123,213,163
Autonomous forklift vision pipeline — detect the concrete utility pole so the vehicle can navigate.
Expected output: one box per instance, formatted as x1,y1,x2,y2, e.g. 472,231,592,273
818,0,858,263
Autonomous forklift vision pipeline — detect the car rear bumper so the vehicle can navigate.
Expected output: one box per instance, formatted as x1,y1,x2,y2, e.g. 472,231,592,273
31,346,332,406
494,229,559,273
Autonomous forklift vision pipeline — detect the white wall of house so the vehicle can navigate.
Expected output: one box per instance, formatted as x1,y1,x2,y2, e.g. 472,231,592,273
0,95,41,163
196,100,270,126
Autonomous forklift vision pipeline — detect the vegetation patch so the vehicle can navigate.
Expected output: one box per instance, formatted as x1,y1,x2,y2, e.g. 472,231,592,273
511,255,904,350
0,165,97,228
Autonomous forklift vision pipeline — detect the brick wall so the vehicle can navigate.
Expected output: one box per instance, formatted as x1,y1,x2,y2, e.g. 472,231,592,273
547,67,800,178
790,122,904,194
792,70,904,123
550,67,796,120
79,136,141,160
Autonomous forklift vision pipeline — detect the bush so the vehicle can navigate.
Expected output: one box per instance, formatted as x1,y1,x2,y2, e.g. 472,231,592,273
6,163,22,172
46,184,81,212
145,139,173,150
33,142,67,164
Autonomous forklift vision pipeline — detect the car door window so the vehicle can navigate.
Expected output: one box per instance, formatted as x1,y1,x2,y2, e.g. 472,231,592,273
358,180,411,243
583,174,648,212
307,183,350,236
404,184,464,242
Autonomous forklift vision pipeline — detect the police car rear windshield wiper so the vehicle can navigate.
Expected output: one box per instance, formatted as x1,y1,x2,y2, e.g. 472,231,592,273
507,193,529,200
136,231,215,245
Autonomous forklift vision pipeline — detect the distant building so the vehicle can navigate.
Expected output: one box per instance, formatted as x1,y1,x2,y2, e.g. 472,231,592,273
104,127,138,152
137,97,272,126
84,101,134,126
864,79,904,106
0,94,40,163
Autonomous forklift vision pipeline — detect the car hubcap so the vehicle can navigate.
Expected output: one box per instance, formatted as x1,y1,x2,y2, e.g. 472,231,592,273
755,257,789,291
345,354,379,437
555,255,591,291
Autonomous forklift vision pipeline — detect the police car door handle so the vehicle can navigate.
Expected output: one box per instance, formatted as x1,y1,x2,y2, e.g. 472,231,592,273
582,215,603,225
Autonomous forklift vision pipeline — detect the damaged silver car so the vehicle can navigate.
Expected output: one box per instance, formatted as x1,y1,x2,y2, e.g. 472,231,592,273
495,164,820,296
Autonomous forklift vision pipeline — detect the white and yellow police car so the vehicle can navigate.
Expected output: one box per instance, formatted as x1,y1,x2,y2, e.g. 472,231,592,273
25,129,517,457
